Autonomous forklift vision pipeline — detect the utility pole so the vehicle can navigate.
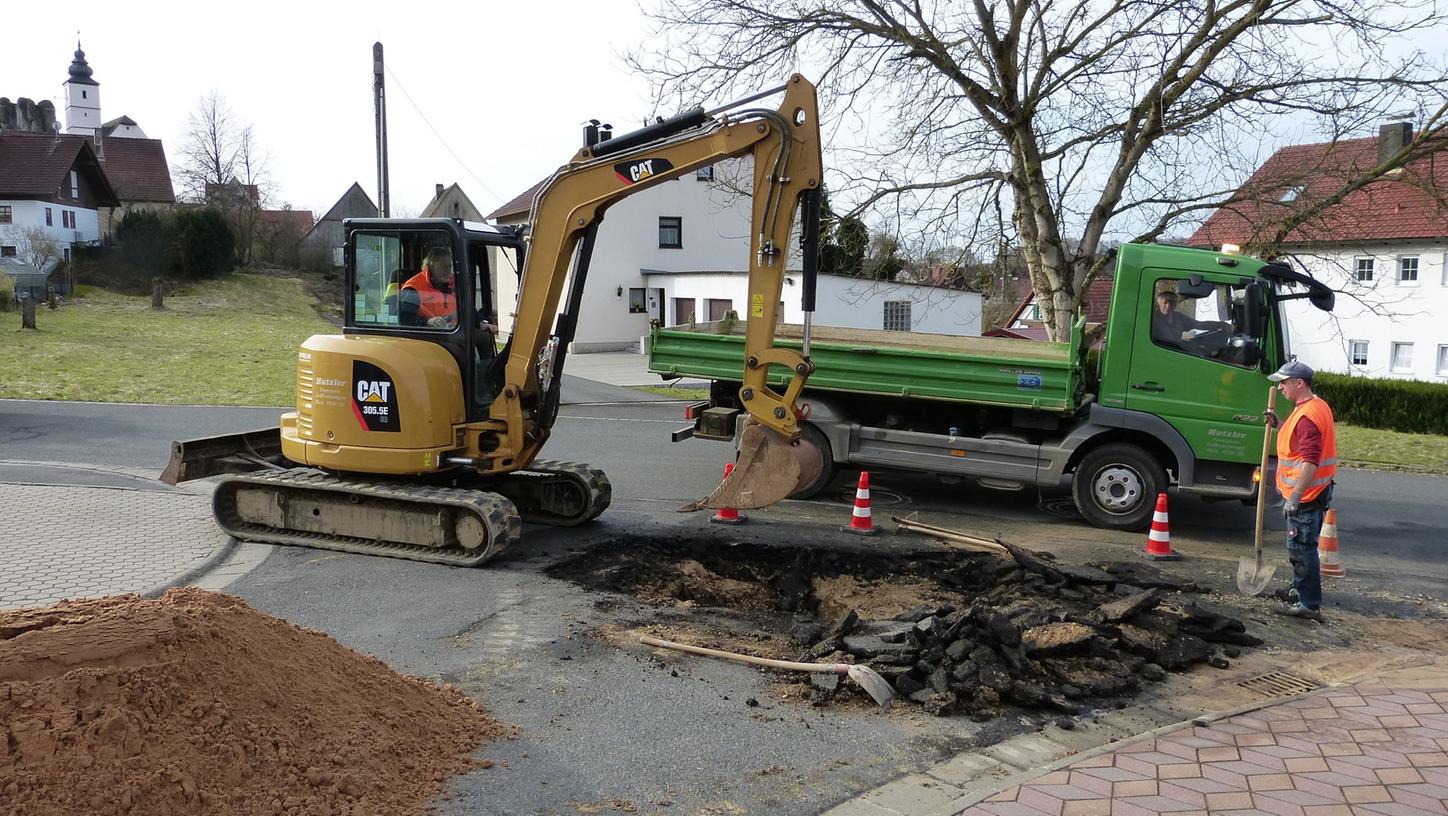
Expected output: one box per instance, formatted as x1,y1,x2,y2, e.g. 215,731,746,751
373,42,390,218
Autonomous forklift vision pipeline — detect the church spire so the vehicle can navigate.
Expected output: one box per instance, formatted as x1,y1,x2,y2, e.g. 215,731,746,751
68,38,97,85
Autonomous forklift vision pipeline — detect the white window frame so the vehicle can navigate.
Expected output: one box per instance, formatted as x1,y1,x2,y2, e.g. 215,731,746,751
1391,342,1414,373
1438,345,1448,377
1397,255,1419,285
70,170,79,199
1353,256,1374,282
1348,340,1369,368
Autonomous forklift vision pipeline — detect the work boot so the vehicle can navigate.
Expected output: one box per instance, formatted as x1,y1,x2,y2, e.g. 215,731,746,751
1274,603,1323,623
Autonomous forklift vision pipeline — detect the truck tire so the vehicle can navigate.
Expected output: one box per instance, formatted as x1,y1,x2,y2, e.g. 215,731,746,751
789,421,837,500
1072,443,1167,531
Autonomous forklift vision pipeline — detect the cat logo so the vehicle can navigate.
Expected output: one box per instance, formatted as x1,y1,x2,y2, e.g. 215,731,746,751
351,361,401,432
356,380,391,403
614,157,675,185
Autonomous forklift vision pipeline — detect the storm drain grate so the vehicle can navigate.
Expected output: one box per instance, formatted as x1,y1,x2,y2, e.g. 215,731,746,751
1237,671,1321,698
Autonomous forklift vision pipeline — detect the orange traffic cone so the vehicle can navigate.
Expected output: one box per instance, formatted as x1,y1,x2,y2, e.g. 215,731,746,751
1318,508,1345,577
1141,493,1181,560
709,462,745,524
842,471,880,536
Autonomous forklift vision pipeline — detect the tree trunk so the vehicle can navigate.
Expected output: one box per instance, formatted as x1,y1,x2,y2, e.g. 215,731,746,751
152,278,164,310
21,299,37,330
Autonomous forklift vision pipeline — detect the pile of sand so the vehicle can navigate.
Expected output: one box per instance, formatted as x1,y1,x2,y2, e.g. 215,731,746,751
0,589,506,816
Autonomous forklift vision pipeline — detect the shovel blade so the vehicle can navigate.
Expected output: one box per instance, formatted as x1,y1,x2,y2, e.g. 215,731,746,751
695,422,825,511
1236,557,1277,596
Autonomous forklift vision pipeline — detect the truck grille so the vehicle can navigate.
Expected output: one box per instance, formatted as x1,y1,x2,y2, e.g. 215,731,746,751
296,361,314,436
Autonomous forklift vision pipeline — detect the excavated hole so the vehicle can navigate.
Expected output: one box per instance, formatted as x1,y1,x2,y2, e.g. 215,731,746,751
549,533,1259,720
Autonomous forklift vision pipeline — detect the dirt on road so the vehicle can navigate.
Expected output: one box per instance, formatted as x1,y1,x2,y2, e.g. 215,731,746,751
0,589,507,816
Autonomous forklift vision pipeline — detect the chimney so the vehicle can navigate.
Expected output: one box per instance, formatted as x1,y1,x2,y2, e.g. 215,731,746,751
435,183,444,200
1379,121,1413,165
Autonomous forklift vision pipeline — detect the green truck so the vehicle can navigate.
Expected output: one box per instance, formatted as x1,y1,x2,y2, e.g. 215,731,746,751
649,243,1335,530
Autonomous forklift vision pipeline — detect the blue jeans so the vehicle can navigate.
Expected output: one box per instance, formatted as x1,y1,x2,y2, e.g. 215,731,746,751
1284,484,1333,610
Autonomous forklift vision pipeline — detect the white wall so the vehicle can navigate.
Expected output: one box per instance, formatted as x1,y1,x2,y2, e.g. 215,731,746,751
0,199,100,258
1286,243,1448,381
651,271,982,336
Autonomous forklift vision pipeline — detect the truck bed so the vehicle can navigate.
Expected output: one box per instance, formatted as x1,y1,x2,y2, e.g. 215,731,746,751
648,321,1081,412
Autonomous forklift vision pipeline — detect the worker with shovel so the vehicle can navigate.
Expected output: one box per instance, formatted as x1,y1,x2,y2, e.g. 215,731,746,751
1266,361,1336,622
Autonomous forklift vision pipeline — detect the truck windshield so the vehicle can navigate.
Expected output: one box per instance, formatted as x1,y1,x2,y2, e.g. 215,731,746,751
1149,278,1258,367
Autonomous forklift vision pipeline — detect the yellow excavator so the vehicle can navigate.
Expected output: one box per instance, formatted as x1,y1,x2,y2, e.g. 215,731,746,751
162,75,826,566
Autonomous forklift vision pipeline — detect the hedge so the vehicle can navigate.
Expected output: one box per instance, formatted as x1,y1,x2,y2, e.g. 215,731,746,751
1314,372,1448,436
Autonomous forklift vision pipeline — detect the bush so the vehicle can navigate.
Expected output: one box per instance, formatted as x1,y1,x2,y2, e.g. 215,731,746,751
116,209,176,273
0,274,13,312
174,208,236,279
1315,372,1448,436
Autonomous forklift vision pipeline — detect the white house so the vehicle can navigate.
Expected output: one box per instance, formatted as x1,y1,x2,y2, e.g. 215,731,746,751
0,131,118,269
487,159,981,351
1191,124,1448,382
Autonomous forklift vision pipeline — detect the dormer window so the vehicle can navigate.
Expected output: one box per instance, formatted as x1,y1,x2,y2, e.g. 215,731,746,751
70,171,79,199
1279,185,1306,202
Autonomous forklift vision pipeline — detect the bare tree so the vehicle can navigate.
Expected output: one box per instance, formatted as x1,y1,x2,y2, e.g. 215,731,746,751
174,92,272,266
629,0,1448,339
6,226,64,273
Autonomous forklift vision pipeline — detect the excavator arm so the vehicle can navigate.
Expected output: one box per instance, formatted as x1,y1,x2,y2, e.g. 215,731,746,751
484,75,826,508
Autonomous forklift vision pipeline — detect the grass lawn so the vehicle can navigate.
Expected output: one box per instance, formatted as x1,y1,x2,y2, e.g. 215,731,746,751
1337,423,1448,474
0,273,333,406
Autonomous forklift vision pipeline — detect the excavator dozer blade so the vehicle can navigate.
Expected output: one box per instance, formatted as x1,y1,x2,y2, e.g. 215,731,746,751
160,428,284,486
687,421,825,511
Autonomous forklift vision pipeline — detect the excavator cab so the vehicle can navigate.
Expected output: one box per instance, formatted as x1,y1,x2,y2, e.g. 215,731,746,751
341,218,522,420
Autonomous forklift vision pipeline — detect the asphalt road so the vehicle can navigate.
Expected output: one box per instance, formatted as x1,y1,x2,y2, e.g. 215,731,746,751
5,388,1446,813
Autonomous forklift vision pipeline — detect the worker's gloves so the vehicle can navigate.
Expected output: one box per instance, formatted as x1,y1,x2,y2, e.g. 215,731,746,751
1281,498,1300,519
1264,410,1279,429
427,316,453,329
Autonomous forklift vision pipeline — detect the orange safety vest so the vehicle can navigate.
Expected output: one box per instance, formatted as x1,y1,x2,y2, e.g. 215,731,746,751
1275,395,1337,503
401,270,457,322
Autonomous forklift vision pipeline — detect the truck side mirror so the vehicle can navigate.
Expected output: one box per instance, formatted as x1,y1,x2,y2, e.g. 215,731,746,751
1244,281,1266,338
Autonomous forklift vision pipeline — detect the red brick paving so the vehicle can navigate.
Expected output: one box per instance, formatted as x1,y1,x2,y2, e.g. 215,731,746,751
957,688,1448,815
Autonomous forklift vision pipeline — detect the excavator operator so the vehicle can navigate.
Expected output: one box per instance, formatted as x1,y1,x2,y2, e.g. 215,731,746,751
399,247,458,329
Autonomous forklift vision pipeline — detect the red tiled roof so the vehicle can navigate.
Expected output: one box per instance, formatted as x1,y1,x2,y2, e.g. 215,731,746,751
257,209,315,232
1188,133,1448,247
487,177,548,220
1006,274,1115,327
94,137,174,203
0,132,116,204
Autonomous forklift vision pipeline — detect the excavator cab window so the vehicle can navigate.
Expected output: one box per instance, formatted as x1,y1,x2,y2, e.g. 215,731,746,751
350,229,455,329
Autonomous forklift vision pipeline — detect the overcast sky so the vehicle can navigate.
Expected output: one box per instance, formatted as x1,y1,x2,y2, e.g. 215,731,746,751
5,1,665,218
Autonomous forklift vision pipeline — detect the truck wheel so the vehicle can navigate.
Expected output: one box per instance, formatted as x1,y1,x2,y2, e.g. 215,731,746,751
1072,443,1166,531
789,421,837,500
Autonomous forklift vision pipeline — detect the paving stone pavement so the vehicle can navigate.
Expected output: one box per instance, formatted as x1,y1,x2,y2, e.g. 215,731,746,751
0,481,233,610
830,686,1448,816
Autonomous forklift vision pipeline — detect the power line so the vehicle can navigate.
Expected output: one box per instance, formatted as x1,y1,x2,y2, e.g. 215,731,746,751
383,63,506,209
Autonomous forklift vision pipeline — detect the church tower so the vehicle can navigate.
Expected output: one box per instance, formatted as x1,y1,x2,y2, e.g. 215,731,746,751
63,40,100,136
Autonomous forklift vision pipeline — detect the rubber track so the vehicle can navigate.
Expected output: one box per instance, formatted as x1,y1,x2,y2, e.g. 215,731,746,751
501,459,612,527
213,469,522,567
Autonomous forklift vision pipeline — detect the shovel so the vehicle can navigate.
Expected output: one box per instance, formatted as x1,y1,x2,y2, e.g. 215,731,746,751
1237,386,1278,596
680,420,825,512
640,635,895,708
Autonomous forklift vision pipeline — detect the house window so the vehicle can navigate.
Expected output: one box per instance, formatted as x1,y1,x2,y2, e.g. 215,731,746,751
0,206,11,224
45,208,53,227
1349,340,1369,367
1438,345,1448,377
1353,257,1374,282
70,170,79,199
658,216,682,248
627,287,647,314
0,246,16,257
82,90,87,99
1391,342,1414,373
63,247,71,262
883,301,912,331
1398,256,1419,283
695,166,714,181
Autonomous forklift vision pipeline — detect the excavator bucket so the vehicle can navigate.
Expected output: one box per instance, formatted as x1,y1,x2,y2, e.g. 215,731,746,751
692,421,824,511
